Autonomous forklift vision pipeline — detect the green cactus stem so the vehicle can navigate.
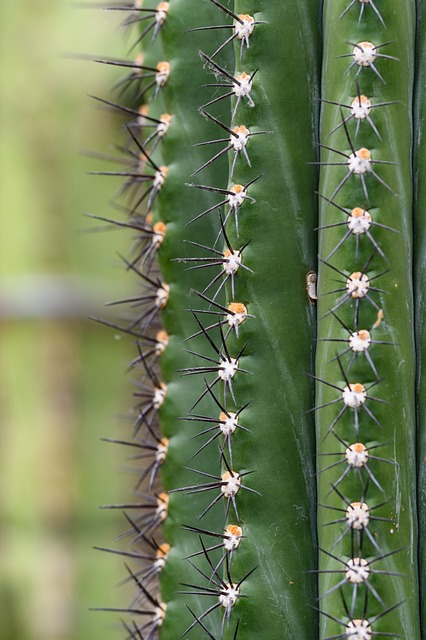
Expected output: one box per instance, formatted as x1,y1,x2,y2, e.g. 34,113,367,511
316,1,420,638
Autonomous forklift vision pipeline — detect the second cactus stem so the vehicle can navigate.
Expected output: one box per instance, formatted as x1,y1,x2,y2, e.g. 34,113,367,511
93,0,425,638
317,1,420,638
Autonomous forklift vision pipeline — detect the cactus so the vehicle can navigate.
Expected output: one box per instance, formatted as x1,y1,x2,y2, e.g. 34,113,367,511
89,1,424,638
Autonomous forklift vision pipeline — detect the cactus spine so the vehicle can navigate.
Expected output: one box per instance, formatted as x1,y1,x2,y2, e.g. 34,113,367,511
90,0,424,638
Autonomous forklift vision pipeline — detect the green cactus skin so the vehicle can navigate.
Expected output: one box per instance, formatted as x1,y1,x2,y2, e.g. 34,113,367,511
316,1,420,638
157,0,322,636
91,0,426,639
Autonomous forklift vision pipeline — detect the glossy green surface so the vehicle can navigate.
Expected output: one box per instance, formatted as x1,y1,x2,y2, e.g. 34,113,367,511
317,1,420,637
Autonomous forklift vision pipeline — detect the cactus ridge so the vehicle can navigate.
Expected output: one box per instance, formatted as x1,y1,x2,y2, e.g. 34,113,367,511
88,2,234,638
317,0,420,637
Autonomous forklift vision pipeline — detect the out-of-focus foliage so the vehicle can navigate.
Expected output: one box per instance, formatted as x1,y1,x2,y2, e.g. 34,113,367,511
0,2,137,639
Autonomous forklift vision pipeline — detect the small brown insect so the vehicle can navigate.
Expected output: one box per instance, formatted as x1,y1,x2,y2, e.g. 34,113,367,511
306,271,317,304
372,308,384,329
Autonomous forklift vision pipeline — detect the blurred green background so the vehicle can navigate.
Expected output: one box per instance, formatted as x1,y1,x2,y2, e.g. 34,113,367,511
0,2,138,638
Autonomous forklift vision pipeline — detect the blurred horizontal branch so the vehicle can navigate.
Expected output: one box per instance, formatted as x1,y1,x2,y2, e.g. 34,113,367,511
0,275,130,319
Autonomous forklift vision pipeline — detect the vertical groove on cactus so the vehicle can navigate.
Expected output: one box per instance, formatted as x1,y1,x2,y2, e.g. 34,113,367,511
414,1,426,634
